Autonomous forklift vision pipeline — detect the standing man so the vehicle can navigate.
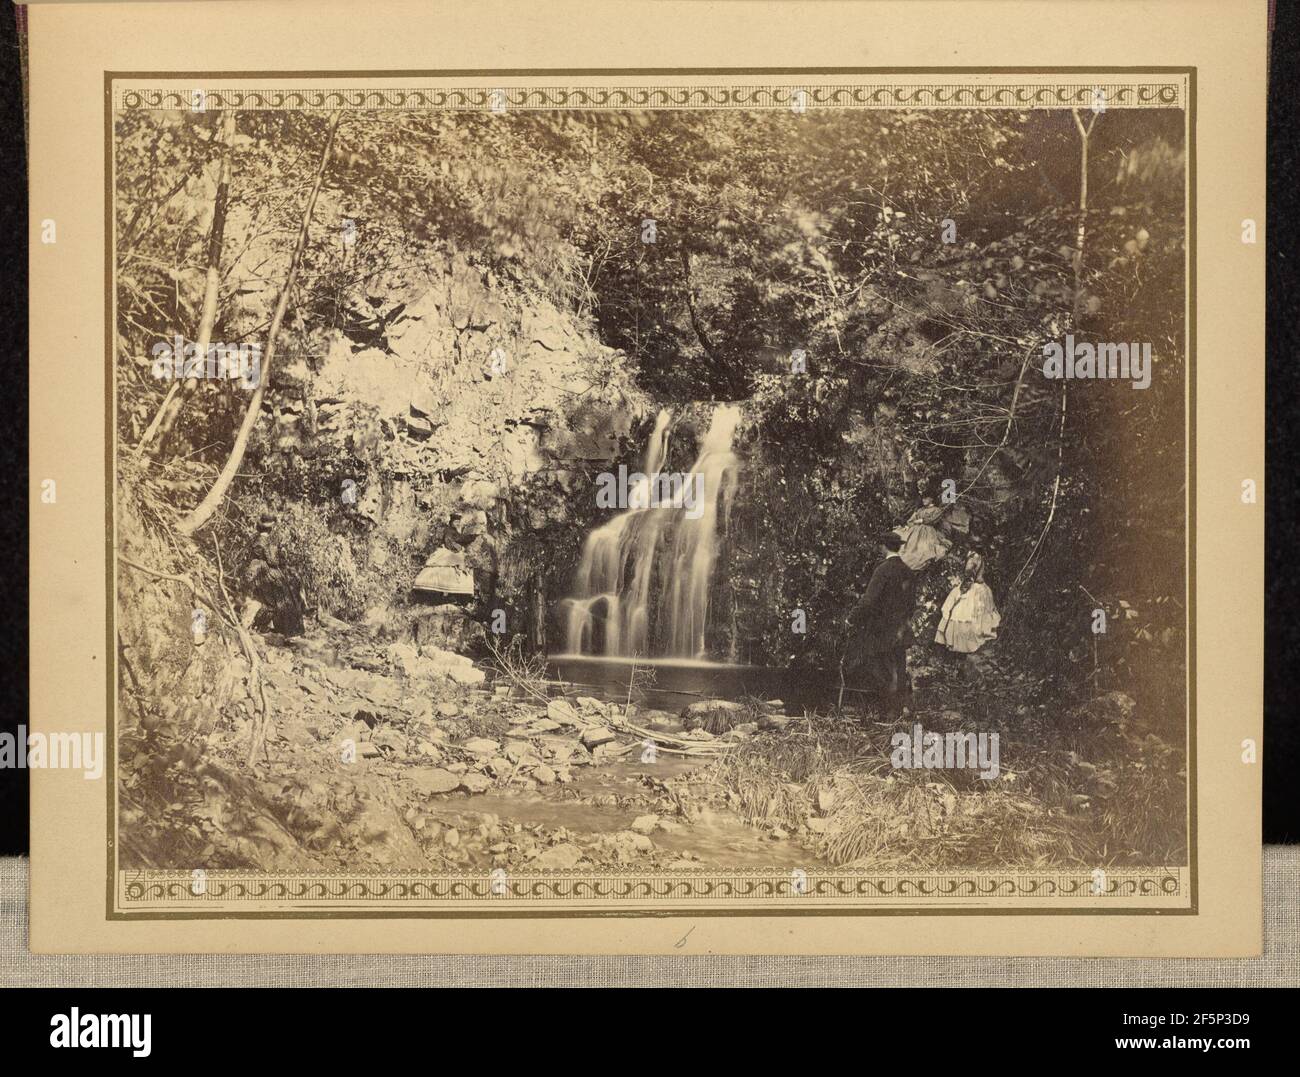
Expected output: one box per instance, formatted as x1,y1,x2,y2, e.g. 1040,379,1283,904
844,532,917,716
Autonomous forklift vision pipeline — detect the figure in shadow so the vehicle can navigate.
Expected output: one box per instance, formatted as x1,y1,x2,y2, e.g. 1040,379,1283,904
843,531,917,717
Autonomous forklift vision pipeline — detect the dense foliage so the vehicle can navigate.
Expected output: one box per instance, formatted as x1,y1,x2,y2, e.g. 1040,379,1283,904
115,104,1187,722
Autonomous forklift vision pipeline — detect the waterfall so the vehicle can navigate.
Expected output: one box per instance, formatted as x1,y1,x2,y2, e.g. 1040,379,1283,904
659,405,741,658
563,409,673,658
561,405,741,660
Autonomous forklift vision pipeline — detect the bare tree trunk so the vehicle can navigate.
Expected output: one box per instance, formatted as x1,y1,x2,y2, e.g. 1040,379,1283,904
136,110,238,458
1013,110,1097,592
679,248,719,360
177,110,341,536
1070,108,1098,322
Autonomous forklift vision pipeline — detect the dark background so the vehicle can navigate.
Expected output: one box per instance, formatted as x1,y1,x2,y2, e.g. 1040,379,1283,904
0,3,1293,854
2,2,27,854
1263,0,1298,843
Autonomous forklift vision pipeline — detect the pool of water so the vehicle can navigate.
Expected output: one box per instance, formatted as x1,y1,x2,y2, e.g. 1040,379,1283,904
546,654,839,711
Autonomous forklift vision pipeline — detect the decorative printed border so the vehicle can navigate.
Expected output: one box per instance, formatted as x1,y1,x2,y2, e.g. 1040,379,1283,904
117,867,1186,915
115,80,1185,112
108,69,1194,919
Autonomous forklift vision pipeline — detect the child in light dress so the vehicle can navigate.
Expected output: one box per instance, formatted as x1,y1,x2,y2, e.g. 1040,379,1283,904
935,551,1000,654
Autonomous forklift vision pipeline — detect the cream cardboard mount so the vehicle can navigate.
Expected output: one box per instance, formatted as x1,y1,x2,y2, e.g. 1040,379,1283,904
25,0,1265,955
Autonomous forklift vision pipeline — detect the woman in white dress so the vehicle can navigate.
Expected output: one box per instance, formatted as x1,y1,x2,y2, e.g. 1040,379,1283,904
935,551,1000,654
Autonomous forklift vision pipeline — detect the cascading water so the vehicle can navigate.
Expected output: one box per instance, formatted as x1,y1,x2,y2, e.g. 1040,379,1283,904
562,408,673,658
659,406,741,658
561,405,742,660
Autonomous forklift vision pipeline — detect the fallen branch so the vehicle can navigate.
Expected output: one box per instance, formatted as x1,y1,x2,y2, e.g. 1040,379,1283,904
606,715,724,754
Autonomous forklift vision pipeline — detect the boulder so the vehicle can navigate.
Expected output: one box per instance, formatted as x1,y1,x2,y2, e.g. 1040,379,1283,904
580,726,618,750
408,377,442,419
547,699,582,726
385,641,421,676
630,814,659,835
600,830,653,861
419,648,486,686
317,611,352,633
525,719,561,734
504,740,538,764
371,727,406,753
361,675,405,708
407,768,460,796
530,843,584,870
350,798,427,867
458,772,493,794
406,413,435,439
412,605,484,652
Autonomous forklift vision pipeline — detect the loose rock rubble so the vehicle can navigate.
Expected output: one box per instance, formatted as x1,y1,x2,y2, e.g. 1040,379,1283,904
186,624,808,874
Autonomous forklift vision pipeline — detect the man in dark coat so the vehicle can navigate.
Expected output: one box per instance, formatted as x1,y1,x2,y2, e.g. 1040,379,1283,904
844,532,917,715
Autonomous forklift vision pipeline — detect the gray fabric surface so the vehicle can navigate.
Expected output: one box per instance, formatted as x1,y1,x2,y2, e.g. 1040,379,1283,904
2,852,1295,986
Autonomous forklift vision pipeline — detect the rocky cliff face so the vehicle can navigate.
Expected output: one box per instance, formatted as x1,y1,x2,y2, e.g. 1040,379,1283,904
260,251,650,649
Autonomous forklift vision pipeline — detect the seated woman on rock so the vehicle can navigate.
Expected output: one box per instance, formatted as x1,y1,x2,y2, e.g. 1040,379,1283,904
894,494,953,571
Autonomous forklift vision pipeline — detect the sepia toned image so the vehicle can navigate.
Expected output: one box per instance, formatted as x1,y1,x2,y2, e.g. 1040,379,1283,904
21,0,1268,960
107,73,1192,918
